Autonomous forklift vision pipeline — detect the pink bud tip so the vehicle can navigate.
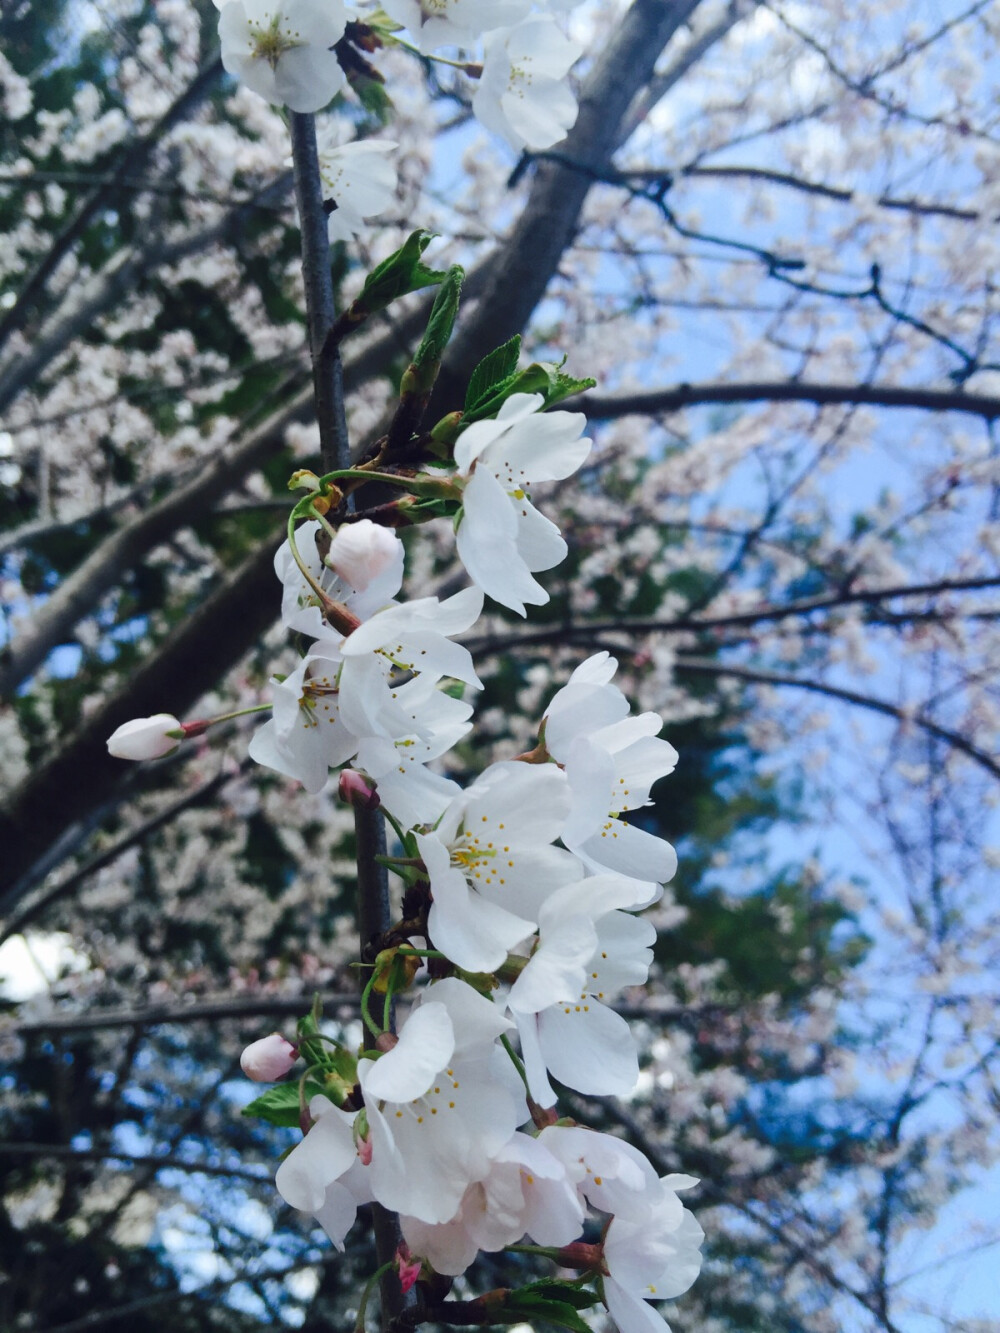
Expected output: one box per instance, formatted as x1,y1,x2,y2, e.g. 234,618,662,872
338,769,380,810
395,1245,421,1293
240,1033,298,1082
357,1135,373,1166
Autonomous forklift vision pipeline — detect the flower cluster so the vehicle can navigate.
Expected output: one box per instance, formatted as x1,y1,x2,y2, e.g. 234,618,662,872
214,0,585,158
107,235,701,1329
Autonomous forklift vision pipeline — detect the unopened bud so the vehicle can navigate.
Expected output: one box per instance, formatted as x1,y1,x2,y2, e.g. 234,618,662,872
107,714,183,760
396,1244,422,1293
338,769,380,810
240,1033,298,1082
288,469,322,492
354,1109,373,1165
326,519,402,593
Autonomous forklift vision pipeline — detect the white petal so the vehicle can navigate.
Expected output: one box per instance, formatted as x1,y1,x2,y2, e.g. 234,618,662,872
360,1002,455,1103
509,915,597,1013
275,1107,357,1212
537,1002,639,1096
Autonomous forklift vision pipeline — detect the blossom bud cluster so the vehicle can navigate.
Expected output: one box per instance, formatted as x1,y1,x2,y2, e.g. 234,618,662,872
213,1,586,238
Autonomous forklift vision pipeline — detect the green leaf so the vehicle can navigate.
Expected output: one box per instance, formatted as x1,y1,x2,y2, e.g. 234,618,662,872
503,1293,595,1333
242,1080,324,1128
515,1281,601,1310
465,334,522,414
462,357,595,427
355,230,445,317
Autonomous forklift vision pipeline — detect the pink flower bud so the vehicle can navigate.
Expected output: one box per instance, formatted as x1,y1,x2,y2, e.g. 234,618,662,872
338,769,380,810
240,1033,298,1082
357,1134,373,1166
395,1244,421,1294
106,714,182,760
326,520,400,592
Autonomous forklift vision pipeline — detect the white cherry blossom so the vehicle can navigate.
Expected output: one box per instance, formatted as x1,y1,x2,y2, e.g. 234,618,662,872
543,656,679,885
218,0,348,113
358,979,518,1224
248,647,357,793
510,875,656,1104
538,1125,660,1216
473,18,583,151
353,679,473,829
603,1179,704,1333
315,132,399,243
417,760,581,971
454,393,590,615
382,0,530,53
276,519,404,637
274,1093,358,1212
400,1132,583,1275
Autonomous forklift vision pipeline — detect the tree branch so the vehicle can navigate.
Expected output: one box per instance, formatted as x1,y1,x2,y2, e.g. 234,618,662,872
577,380,1000,421
14,992,362,1035
672,656,1000,783
428,0,704,415
465,575,1000,656
0,1141,271,1182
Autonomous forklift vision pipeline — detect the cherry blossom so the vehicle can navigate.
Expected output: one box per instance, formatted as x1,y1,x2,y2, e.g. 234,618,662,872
276,519,404,637
603,1179,704,1333
400,1132,583,1275
357,979,519,1224
472,18,583,151
510,875,656,1104
248,647,357,793
382,0,531,54
315,133,400,243
454,393,591,615
543,656,679,885
416,760,581,971
274,1093,358,1212
218,0,347,113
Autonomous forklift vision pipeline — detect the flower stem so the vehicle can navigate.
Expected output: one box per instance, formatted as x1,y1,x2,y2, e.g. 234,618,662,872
355,1261,395,1333
500,1033,531,1095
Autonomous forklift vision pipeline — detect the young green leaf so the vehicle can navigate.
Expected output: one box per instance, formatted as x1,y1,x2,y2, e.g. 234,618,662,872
465,334,522,415
242,1080,325,1128
354,229,445,316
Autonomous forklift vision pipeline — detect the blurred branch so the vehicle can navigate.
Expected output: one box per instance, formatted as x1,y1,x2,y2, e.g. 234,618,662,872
675,163,986,222
672,656,1000,783
14,992,362,1034
468,575,1000,653
0,1140,270,1182
579,380,1000,421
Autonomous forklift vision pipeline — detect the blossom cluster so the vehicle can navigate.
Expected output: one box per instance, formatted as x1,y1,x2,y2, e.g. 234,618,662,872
235,414,698,1326
108,384,702,1327
211,0,586,238
244,648,699,1333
